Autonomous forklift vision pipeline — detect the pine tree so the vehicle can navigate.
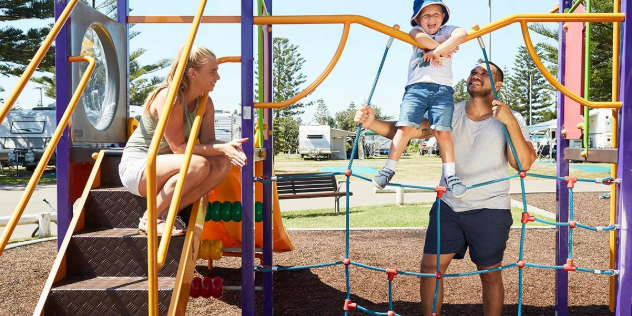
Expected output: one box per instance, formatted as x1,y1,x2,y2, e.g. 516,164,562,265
272,37,309,118
334,102,357,131
453,79,468,104
313,98,330,126
504,46,554,125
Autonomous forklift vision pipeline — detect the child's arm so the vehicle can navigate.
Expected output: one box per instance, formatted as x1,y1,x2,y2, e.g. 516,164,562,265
423,27,467,64
409,28,440,50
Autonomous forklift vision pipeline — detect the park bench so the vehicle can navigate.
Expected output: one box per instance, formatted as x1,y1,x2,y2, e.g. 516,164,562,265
276,173,352,213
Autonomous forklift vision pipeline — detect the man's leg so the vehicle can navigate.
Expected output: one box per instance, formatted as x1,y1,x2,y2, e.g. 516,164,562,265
477,262,504,316
420,253,455,316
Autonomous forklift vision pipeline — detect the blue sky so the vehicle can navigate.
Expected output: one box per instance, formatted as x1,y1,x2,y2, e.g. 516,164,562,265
0,0,558,121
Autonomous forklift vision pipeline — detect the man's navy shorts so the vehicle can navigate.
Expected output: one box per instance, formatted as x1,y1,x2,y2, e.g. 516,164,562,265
424,199,513,267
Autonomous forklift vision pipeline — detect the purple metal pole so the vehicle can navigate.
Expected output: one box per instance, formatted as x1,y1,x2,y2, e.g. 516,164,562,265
241,0,255,314
615,0,632,314
262,0,274,315
117,0,129,122
55,0,72,250
555,0,571,314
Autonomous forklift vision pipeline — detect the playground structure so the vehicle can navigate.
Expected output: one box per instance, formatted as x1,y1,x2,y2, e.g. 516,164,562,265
0,0,629,315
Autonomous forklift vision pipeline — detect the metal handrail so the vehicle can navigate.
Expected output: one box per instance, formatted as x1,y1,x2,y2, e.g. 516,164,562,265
0,0,79,125
144,0,208,314
0,56,95,256
157,56,242,268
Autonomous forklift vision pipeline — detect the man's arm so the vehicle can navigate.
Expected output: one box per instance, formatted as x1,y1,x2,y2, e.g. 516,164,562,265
354,106,433,139
491,100,536,171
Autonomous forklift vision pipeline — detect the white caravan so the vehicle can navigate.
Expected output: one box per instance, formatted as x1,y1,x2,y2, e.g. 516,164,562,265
0,107,57,171
298,124,359,160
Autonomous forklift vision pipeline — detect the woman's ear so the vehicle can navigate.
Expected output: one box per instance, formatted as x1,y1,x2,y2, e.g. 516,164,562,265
187,68,196,79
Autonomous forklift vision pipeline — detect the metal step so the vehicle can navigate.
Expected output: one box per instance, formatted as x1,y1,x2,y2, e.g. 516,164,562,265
84,188,146,230
45,276,174,316
66,228,183,278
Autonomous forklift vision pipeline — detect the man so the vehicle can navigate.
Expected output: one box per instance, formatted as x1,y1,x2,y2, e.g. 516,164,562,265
354,62,536,316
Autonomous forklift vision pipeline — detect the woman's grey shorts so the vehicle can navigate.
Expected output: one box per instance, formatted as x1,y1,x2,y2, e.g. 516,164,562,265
118,151,147,197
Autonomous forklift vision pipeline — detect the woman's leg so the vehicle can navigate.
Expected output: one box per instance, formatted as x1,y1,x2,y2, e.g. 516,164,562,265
177,155,232,209
137,154,211,231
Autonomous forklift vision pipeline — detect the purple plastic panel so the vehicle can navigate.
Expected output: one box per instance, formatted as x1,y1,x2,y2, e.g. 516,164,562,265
262,0,274,315
117,0,129,124
615,0,632,314
241,0,255,314
555,0,571,314
55,0,73,250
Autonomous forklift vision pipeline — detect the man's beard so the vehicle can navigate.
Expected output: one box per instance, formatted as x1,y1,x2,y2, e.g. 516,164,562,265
468,86,493,98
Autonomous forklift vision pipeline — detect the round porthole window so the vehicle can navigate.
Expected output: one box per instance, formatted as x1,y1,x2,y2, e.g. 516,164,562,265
79,24,118,131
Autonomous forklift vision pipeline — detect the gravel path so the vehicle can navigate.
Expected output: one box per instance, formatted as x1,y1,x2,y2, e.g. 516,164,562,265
0,192,615,315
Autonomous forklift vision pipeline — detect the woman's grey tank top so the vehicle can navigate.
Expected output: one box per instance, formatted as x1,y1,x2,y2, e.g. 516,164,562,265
124,96,199,155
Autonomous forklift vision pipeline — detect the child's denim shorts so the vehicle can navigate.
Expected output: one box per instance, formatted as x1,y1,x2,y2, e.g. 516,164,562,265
396,82,455,131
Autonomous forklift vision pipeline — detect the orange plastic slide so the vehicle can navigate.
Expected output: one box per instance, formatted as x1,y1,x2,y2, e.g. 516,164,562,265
200,160,294,252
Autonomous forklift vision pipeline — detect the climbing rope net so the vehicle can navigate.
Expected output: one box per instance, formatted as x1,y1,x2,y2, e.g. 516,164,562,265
254,40,620,316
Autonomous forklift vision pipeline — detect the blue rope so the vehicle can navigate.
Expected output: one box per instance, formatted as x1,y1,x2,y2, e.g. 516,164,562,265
569,188,574,259
388,280,393,311
443,264,518,277
432,197,441,315
351,262,388,272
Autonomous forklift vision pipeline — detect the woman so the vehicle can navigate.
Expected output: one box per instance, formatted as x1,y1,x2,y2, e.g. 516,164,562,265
119,45,247,236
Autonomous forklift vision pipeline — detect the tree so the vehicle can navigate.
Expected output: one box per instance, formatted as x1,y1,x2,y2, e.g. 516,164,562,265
2,0,168,103
272,37,309,118
273,116,301,155
313,98,333,126
504,46,554,125
453,79,468,104
334,102,357,131
528,0,614,102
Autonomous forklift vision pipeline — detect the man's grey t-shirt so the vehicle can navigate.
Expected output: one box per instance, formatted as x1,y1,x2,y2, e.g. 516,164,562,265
440,101,532,212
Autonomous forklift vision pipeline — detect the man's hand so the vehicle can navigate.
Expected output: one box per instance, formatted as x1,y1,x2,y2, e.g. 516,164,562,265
354,105,375,129
223,138,248,167
491,100,516,126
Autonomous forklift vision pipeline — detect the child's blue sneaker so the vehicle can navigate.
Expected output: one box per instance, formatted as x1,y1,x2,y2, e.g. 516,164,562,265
373,167,395,190
445,174,467,199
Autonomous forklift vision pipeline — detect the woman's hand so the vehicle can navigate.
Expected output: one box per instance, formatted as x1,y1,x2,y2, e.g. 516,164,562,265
223,138,248,167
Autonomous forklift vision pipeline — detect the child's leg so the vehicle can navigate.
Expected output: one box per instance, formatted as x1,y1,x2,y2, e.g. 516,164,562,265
387,126,417,166
434,130,455,174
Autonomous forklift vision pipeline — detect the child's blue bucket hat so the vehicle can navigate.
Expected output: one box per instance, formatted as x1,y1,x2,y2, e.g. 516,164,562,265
410,0,450,27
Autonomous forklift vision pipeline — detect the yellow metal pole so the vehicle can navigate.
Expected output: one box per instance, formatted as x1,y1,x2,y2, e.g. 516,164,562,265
144,0,208,314
0,56,94,257
610,0,621,312
0,0,79,125
255,23,350,109
157,94,207,268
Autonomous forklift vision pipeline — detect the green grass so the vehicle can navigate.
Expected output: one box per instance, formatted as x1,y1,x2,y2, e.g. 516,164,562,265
0,167,56,185
274,154,612,182
7,236,40,244
281,203,555,229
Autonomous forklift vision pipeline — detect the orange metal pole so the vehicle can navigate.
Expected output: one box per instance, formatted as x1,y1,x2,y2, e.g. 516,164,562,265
218,56,242,64
0,56,95,257
254,23,350,109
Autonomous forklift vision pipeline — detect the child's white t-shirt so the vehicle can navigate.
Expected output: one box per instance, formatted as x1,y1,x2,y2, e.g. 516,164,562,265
407,25,458,87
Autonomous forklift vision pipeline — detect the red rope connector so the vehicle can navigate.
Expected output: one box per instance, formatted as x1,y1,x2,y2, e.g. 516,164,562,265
602,178,615,185
344,258,351,266
344,299,357,311
569,220,577,228
432,313,438,316
435,271,442,279
563,259,576,271
518,260,525,268
565,176,578,189
521,212,535,224
520,171,527,178
386,268,398,281
435,186,447,198
388,311,395,316
345,169,352,177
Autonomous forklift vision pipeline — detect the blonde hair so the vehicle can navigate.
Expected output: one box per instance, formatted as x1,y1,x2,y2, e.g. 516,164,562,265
144,44,217,109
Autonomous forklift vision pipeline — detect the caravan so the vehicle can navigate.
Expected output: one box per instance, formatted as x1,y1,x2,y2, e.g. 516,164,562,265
298,124,360,160
0,107,57,171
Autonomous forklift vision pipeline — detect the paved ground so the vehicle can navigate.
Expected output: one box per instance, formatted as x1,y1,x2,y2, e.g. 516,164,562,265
0,183,57,240
0,178,609,240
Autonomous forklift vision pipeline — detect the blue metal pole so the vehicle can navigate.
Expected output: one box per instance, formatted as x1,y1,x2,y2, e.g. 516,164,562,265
241,0,255,314
262,0,274,315
555,0,571,314
615,0,632,314
54,0,72,250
